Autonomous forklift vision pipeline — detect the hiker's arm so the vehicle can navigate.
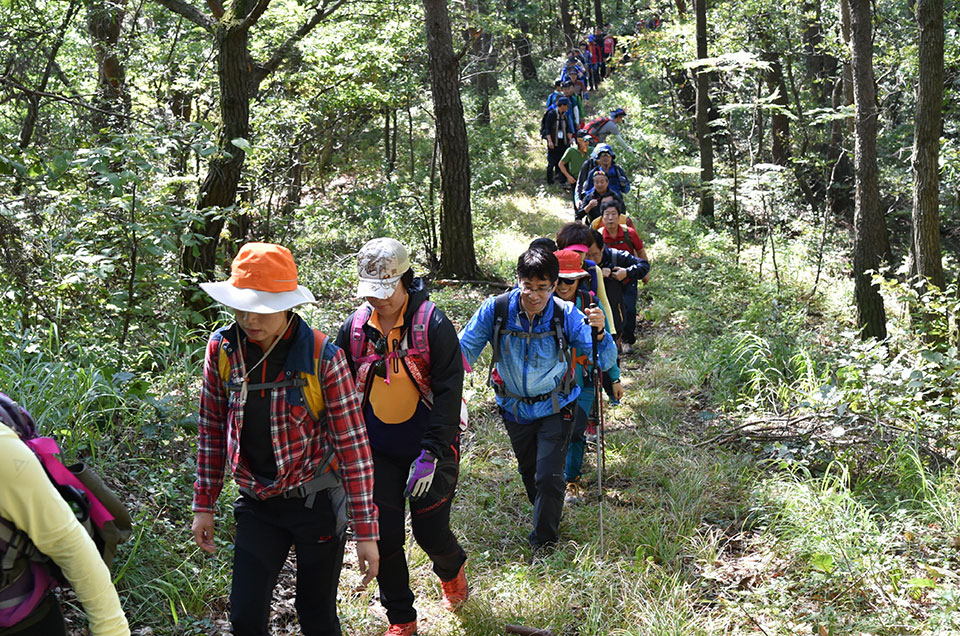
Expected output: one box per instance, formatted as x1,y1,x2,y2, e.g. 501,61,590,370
0,427,130,636
619,249,650,282
613,133,636,155
422,310,465,456
558,157,576,184
458,297,496,368
320,346,379,543
193,334,229,515
333,313,359,375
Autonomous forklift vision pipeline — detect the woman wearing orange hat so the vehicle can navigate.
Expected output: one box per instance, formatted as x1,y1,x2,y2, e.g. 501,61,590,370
191,242,379,636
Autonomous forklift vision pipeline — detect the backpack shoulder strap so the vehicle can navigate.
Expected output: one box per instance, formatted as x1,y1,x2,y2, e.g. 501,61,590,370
302,329,329,423
487,292,512,386
349,303,374,365
409,300,436,368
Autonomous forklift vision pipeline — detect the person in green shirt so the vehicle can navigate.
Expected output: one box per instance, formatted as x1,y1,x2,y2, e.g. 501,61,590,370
559,131,594,199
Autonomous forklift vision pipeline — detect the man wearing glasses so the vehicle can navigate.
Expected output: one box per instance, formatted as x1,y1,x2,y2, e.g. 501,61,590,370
459,249,617,550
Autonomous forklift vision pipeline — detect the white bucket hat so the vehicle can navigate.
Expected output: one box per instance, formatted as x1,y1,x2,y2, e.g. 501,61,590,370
200,242,315,313
356,238,411,299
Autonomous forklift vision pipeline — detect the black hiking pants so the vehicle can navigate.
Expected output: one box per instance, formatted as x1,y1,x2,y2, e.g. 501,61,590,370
231,491,345,636
373,444,466,625
546,145,567,184
503,405,575,547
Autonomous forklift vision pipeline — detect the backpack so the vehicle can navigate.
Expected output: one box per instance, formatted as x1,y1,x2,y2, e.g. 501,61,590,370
487,293,576,416
0,393,132,627
349,300,470,430
585,117,610,139
218,325,329,422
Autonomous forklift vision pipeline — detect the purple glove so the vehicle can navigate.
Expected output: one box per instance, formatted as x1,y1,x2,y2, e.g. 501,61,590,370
404,450,437,499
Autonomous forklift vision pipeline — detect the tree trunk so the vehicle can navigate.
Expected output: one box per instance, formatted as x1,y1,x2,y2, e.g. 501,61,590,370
506,0,537,81
559,0,574,47
422,0,479,278
849,0,887,339
181,7,255,313
593,0,603,29
471,1,498,126
694,0,714,222
674,0,687,16
85,0,130,137
910,0,945,292
758,27,791,166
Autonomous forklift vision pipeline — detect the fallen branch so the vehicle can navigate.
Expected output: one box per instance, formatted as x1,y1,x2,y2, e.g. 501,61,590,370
434,279,511,289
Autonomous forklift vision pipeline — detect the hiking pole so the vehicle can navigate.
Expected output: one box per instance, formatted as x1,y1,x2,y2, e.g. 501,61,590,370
588,303,604,556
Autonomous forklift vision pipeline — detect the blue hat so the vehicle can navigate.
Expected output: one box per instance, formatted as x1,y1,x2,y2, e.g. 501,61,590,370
593,143,615,159
610,108,627,118
557,97,571,106
588,35,595,41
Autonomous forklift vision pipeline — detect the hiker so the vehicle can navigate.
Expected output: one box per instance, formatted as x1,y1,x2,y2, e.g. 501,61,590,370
0,396,130,636
602,28,617,75
576,171,625,224
554,222,618,341
545,80,564,109
585,35,602,91
192,242,379,636
588,194,636,231
583,144,631,196
600,204,649,274
459,249,617,549
575,143,627,205
559,131,594,197
588,228,651,355
564,81,584,129
584,110,636,155
541,97,572,186
335,238,468,636
550,251,623,505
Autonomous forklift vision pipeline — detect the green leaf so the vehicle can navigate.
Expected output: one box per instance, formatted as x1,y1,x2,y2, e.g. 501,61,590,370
810,553,835,574
230,138,252,151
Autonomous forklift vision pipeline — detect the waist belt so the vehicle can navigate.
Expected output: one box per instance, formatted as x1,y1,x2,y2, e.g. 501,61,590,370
238,451,348,538
493,385,556,405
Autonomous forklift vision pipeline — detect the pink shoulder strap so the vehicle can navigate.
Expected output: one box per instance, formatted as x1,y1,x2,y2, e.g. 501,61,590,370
25,437,114,527
410,301,435,367
349,303,374,363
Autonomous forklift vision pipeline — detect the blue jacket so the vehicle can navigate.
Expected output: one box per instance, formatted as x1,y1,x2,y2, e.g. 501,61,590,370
585,164,631,195
459,289,617,423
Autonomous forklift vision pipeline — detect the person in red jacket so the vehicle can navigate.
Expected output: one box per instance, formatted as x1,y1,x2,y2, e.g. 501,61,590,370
192,242,379,636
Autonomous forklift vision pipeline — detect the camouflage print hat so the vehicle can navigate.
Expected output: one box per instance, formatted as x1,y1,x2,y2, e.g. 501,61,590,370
356,237,411,299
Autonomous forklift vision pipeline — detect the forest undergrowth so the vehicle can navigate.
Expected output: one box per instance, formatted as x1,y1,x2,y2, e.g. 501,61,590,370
3,30,958,636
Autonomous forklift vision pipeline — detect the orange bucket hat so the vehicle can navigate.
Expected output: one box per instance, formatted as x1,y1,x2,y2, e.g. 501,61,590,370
200,242,316,313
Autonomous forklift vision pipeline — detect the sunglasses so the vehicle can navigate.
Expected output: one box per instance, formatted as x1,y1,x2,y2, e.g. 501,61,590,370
556,278,578,287
373,337,388,378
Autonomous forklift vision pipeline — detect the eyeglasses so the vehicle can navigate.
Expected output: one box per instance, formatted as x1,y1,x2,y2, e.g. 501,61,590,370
519,282,555,296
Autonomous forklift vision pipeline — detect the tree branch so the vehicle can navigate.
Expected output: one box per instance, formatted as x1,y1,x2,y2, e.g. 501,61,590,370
236,0,271,30
205,0,224,19
151,0,215,29
250,0,349,89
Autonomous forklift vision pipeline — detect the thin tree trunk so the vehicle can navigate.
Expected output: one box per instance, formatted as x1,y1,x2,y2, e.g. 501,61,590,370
694,0,714,222
422,0,479,278
593,0,603,29
849,0,887,339
910,0,945,293
85,0,130,137
559,0,574,48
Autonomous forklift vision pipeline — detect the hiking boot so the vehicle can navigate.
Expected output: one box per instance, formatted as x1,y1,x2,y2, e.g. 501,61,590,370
565,481,583,504
440,564,469,611
585,419,598,443
384,621,418,636
621,342,634,354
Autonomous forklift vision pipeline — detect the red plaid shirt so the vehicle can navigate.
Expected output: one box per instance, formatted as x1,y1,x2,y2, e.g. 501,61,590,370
193,321,378,542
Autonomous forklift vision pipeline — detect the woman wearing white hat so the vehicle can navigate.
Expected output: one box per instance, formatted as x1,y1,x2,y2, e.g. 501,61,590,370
191,242,379,636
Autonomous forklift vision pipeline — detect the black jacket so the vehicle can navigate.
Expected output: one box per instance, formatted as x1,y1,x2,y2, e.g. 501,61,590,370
335,277,464,459
599,246,650,283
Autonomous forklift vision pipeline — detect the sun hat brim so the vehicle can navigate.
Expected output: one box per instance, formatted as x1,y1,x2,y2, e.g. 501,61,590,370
558,270,590,280
357,276,402,299
200,281,315,313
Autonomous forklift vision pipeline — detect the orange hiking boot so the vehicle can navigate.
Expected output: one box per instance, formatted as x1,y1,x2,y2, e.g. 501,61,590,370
440,563,469,611
384,621,418,636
